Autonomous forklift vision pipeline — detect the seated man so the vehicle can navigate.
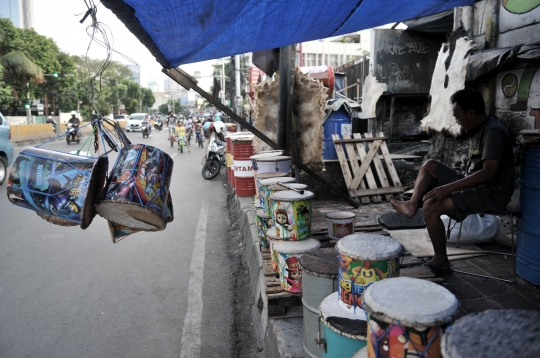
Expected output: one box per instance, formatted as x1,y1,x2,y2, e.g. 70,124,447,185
390,88,515,274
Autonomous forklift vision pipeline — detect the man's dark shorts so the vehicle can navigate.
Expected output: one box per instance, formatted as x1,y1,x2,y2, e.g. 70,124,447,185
432,163,511,222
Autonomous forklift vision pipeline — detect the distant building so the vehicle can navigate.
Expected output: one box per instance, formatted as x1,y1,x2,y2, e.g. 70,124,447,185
300,33,367,68
0,0,34,29
127,64,140,85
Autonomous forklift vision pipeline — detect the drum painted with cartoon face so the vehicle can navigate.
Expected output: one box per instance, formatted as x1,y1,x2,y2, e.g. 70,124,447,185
337,234,402,315
6,147,108,229
269,190,314,241
259,176,296,217
255,172,289,206
255,208,272,247
363,277,458,358
319,292,368,358
273,238,320,293
96,144,174,230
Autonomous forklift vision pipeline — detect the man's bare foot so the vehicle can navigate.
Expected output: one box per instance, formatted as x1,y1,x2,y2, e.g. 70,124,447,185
389,197,418,219
423,257,451,271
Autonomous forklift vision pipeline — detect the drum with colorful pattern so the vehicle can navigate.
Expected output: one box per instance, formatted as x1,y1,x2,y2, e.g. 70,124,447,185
96,144,174,230
259,176,296,217
363,277,458,358
337,234,402,315
255,172,289,206
6,147,108,229
325,211,356,240
273,238,320,293
255,208,272,247
269,190,314,241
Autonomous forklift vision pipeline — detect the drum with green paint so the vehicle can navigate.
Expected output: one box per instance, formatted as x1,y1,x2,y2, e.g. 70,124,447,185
269,190,314,241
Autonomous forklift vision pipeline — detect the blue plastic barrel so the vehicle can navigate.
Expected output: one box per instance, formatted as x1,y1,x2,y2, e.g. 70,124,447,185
517,146,540,285
323,108,352,160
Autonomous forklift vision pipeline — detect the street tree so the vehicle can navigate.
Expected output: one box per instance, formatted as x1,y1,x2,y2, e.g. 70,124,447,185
211,55,250,102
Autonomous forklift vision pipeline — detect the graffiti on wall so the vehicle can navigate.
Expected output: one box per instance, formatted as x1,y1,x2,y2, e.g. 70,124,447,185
498,1,540,128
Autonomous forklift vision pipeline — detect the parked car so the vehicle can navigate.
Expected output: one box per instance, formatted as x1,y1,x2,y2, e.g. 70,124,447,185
126,113,148,132
114,114,129,121
0,113,15,185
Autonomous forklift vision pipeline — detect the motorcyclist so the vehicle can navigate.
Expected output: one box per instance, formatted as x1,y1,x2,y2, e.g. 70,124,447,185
68,111,81,140
213,120,226,142
47,115,58,133
142,114,152,135
175,122,190,153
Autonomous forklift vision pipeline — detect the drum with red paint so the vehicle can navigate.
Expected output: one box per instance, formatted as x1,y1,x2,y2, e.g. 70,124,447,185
233,136,256,196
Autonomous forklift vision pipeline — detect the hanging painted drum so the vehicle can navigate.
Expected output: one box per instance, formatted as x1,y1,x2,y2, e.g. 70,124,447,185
259,176,296,217
96,144,174,230
6,147,108,229
256,155,293,175
441,309,540,358
363,277,458,358
319,292,368,358
273,238,320,293
269,190,314,241
337,234,403,315
325,211,356,240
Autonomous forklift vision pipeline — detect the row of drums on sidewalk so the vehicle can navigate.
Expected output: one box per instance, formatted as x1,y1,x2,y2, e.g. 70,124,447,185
296,236,540,358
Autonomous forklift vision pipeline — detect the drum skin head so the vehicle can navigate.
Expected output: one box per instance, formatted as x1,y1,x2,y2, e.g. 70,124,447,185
97,201,166,230
80,156,109,229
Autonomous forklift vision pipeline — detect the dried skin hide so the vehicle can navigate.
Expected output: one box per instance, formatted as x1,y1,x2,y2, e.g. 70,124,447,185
252,71,326,173
292,71,326,173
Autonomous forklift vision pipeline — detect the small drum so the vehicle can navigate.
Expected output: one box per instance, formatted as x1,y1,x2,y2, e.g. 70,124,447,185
300,248,339,358
319,292,367,358
259,176,296,217
6,147,108,229
325,211,356,240
255,208,272,247
96,144,174,230
273,238,320,293
256,155,293,175
250,151,283,176
254,171,288,199
441,310,540,358
363,277,458,358
269,190,315,241
337,234,402,315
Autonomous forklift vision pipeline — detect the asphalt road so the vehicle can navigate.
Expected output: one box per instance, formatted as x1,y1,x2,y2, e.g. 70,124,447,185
0,127,247,357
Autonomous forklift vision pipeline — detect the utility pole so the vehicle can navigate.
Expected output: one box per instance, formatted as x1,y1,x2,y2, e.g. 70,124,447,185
229,56,235,110
26,82,31,124
235,54,242,130
221,58,225,103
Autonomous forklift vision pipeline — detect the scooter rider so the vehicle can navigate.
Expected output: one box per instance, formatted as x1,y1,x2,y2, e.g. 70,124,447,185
142,114,152,135
68,111,81,140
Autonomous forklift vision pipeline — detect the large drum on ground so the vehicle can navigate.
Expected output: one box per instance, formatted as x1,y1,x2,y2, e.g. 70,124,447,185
300,248,339,358
256,155,293,176
259,176,296,216
319,292,367,358
233,137,255,196
255,171,289,205
326,211,356,240
96,144,174,230
6,147,108,229
441,309,540,358
337,234,402,315
273,238,320,293
363,277,458,358
269,190,315,241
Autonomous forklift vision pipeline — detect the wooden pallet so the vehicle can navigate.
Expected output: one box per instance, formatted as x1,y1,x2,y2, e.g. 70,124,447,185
332,132,405,203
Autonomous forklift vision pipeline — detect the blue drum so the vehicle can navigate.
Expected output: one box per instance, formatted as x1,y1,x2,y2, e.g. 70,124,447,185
319,292,367,358
6,147,108,229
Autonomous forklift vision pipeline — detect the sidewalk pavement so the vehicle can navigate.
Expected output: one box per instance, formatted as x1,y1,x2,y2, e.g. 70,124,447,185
235,195,540,358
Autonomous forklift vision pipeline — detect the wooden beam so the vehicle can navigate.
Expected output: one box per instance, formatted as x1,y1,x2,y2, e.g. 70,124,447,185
162,67,359,208
333,137,386,144
349,186,405,196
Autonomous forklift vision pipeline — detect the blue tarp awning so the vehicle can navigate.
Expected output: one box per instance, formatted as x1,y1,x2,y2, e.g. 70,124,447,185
101,0,474,68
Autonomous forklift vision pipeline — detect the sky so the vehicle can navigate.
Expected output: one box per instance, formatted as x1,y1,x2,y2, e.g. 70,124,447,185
33,0,215,91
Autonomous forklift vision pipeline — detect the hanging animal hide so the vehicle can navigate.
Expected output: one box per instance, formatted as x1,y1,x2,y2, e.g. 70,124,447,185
252,70,326,173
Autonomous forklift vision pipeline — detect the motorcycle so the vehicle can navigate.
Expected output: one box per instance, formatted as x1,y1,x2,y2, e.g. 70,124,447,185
195,131,204,148
142,122,151,138
169,126,176,148
177,135,185,153
154,119,163,131
202,136,226,180
65,122,81,145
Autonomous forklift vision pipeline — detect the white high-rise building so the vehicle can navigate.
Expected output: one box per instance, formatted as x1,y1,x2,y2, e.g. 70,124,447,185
0,0,34,29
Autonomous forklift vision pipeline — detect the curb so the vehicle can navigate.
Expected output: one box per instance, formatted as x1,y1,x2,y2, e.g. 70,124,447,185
235,195,305,358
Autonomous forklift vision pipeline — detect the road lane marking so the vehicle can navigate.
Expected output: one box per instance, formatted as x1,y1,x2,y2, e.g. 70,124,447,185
180,203,208,358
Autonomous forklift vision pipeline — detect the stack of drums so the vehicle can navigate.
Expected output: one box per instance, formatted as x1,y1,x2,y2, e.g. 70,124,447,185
224,123,237,132
325,211,356,240
258,176,296,216
336,233,402,315
255,172,290,208
362,277,458,357
314,233,403,357
441,309,540,357
232,135,255,196
256,155,293,176
299,248,339,358
255,207,272,248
